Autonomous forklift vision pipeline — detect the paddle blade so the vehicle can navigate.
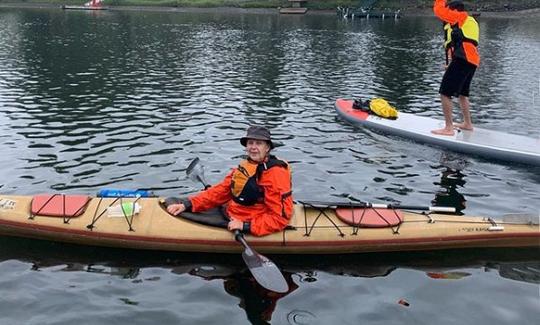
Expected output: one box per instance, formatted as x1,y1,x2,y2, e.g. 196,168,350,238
241,248,289,293
186,157,200,176
186,157,208,186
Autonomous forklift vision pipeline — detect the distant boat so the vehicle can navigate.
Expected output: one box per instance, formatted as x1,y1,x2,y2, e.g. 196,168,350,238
337,0,402,20
337,7,401,19
279,7,308,14
62,0,108,10
279,0,308,15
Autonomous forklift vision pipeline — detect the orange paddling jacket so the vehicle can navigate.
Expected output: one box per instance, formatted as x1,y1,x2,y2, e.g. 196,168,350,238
434,0,480,67
188,156,293,236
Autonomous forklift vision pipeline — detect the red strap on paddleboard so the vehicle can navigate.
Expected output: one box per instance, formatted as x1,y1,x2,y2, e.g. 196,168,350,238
336,207,403,227
31,194,90,218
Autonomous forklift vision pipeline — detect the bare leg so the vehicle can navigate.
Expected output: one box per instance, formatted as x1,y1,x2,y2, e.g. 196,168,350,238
431,94,455,136
454,95,474,130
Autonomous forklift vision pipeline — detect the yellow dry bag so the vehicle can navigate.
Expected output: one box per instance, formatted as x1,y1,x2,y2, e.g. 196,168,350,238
369,98,398,119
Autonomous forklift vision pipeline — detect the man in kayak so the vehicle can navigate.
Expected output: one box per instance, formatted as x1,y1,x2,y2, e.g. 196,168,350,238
431,0,480,136
167,125,293,236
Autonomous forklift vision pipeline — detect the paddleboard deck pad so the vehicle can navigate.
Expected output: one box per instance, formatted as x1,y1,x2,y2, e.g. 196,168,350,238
335,99,540,165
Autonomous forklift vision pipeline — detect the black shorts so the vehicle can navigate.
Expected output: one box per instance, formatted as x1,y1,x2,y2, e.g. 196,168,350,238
439,58,477,97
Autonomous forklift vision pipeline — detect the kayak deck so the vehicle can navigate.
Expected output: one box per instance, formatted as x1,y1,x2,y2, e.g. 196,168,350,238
335,99,540,165
0,195,538,254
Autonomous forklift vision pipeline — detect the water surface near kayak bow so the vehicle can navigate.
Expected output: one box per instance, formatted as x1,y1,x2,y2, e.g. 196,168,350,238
0,7,539,324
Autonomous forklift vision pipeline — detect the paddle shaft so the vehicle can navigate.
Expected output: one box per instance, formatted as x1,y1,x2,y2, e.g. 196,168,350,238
370,203,455,213
300,200,455,213
234,230,250,250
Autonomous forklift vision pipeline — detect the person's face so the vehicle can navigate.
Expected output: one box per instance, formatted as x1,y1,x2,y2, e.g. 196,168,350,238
246,139,270,162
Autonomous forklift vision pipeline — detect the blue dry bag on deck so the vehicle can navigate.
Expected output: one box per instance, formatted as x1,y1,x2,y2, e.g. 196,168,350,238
96,188,154,198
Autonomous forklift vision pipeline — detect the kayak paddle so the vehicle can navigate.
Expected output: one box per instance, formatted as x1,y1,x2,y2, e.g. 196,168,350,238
298,200,456,213
185,157,289,293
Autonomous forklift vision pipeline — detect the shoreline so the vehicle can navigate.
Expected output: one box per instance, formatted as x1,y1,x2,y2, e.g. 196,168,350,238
1,2,539,18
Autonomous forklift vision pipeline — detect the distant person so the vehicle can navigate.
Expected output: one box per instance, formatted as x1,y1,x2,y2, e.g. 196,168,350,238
167,125,293,236
431,0,480,136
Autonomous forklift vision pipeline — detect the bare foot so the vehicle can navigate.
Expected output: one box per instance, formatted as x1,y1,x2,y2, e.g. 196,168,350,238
431,128,455,136
454,122,473,131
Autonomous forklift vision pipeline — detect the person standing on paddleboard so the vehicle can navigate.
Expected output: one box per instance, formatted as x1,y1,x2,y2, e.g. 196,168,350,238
167,125,293,236
431,0,480,136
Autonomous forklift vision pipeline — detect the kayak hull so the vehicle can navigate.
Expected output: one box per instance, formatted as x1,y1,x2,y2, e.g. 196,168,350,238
335,99,540,165
0,195,538,254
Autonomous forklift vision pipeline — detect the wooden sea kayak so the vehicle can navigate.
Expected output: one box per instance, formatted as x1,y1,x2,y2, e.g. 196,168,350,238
0,194,538,254
335,99,540,165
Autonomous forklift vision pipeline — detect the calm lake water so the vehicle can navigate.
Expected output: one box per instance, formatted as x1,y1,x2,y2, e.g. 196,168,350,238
0,6,539,325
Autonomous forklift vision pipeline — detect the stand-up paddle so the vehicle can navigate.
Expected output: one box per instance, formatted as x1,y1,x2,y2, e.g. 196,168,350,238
186,157,289,293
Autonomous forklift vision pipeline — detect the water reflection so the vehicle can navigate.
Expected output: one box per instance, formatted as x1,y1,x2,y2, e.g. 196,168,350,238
3,235,538,285
189,267,299,324
432,166,467,214
496,261,540,285
19,246,540,288
1,236,538,324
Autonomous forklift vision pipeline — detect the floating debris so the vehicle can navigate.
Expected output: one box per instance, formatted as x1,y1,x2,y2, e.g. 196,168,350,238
398,299,410,307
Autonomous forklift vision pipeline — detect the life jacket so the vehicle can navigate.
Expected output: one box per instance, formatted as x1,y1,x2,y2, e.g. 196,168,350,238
230,156,290,206
444,15,479,62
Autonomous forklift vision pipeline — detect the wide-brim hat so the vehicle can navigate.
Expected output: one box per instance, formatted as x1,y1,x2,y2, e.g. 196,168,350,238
240,125,275,149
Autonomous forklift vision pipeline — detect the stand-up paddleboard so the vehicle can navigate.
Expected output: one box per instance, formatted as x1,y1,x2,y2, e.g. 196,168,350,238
335,99,540,166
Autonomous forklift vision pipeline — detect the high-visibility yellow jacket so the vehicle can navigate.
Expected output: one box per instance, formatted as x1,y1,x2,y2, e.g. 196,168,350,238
434,0,480,66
